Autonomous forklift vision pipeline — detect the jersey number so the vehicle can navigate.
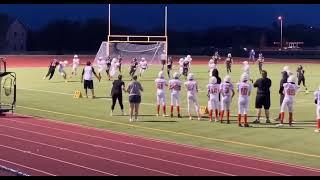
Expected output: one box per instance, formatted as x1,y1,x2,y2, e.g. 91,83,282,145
240,87,248,96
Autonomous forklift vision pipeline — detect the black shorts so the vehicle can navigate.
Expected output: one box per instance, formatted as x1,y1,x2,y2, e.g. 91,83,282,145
255,94,271,109
84,80,94,89
167,65,172,69
161,60,166,65
129,95,141,104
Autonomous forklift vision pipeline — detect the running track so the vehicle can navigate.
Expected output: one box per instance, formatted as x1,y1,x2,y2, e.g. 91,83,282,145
1,114,320,176
2,55,320,176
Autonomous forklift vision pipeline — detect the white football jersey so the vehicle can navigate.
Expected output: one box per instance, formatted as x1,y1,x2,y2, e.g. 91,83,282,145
155,78,167,93
184,80,198,96
283,83,299,101
314,91,320,107
207,83,220,100
169,79,182,94
140,61,148,69
220,82,234,97
237,82,252,98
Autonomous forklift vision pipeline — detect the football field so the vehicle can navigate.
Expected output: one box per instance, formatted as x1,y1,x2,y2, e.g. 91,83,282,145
5,57,320,170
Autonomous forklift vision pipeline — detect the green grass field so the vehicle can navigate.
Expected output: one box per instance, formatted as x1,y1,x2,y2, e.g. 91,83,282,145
8,63,320,169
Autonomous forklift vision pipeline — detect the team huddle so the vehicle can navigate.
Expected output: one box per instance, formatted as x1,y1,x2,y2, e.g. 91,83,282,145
42,52,320,133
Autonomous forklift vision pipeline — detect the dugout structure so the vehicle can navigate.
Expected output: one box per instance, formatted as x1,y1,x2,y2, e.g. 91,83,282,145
0,57,16,116
94,5,168,65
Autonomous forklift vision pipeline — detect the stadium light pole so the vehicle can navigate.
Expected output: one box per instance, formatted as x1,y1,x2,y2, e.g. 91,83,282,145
278,16,283,50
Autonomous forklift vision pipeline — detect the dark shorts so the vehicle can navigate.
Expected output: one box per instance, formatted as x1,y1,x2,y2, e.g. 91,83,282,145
84,80,94,89
161,60,166,65
129,95,141,104
255,94,271,109
167,65,172,69
298,77,305,86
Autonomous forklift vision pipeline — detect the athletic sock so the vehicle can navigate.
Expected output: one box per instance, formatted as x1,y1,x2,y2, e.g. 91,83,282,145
244,114,248,124
280,112,285,124
317,119,320,129
177,106,180,114
157,105,160,115
163,106,166,115
170,106,174,114
289,112,293,125
227,110,230,123
220,110,225,122
215,109,218,119
237,114,241,125
209,110,213,121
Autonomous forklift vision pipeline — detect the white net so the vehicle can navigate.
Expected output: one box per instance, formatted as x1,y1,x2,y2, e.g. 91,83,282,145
94,41,166,65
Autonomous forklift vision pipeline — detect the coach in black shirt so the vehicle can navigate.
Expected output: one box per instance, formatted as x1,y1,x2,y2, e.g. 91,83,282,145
110,75,125,116
253,70,272,124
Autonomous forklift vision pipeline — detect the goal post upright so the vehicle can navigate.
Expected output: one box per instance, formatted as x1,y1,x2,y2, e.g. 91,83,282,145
103,4,168,64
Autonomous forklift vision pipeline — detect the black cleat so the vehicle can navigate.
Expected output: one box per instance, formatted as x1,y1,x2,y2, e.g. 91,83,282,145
238,124,243,127
253,119,260,124
244,123,250,127
266,119,271,124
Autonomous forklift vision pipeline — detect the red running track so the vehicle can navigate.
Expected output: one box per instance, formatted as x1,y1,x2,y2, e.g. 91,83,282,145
1,114,320,176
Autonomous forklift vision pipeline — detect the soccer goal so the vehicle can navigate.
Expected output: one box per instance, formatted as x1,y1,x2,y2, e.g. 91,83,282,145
94,5,168,65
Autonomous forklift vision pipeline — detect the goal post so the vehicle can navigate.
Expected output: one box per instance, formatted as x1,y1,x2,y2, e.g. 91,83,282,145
94,35,168,65
94,4,168,66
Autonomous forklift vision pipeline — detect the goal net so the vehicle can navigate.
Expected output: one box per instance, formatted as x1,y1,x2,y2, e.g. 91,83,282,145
94,36,167,65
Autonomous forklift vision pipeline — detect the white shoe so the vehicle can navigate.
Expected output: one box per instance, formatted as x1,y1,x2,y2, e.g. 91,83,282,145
43,77,46,80
163,114,168,117
314,129,320,133
156,114,159,117
198,117,201,121
189,116,192,120
214,118,218,122
110,111,113,116
276,123,284,127
129,118,133,122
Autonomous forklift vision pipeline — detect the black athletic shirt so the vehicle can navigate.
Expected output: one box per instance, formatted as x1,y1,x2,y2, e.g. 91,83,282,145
254,77,272,96
111,80,125,96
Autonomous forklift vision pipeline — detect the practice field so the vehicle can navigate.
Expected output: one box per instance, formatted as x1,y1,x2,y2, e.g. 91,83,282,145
1,55,320,176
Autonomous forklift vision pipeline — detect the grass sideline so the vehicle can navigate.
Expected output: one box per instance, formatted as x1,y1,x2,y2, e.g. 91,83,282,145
7,63,320,169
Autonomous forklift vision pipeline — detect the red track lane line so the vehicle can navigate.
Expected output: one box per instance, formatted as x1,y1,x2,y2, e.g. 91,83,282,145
3,119,290,176
8,115,320,175
0,158,56,176
0,133,177,176
0,145,116,176
0,124,275,176
0,125,234,176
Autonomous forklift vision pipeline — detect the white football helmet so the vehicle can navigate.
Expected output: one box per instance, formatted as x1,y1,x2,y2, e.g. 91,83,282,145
187,55,191,59
224,75,231,82
98,57,103,60
141,57,146,61
210,76,217,84
243,61,249,65
241,73,249,82
283,66,289,72
287,75,296,83
158,71,164,78
187,73,194,80
74,54,78,58
227,53,232,58
173,72,179,79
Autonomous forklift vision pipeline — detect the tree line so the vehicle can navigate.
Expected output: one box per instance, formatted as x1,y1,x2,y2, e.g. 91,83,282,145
25,18,320,55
